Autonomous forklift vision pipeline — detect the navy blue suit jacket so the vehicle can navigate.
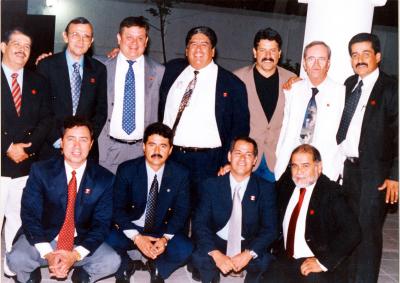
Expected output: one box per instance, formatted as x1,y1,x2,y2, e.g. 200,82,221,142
193,174,277,257
112,156,190,235
21,157,114,254
158,58,250,164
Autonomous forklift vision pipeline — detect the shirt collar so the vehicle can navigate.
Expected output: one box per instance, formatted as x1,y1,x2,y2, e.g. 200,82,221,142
229,173,250,193
357,67,379,90
188,59,216,73
117,52,144,66
64,160,87,176
2,62,23,78
145,161,165,177
65,49,84,68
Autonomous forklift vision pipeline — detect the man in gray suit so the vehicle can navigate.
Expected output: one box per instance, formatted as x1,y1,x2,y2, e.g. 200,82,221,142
98,16,165,173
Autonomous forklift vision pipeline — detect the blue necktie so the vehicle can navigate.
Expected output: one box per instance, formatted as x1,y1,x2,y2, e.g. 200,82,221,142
71,62,81,115
122,60,136,134
300,87,319,144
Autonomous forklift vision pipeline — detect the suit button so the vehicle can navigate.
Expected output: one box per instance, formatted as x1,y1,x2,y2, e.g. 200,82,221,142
28,132,31,135
131,205,135,208
4,132,7,135
306,238,311,242
168,208,172,211
164,221,168,224
111,102,114,106
108,119,111,122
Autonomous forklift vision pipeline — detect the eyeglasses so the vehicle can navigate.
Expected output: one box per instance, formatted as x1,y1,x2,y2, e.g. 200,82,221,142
68,32,92,42
305,56,328,65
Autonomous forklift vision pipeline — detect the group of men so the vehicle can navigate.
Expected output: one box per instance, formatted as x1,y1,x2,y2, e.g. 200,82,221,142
0,12,397,283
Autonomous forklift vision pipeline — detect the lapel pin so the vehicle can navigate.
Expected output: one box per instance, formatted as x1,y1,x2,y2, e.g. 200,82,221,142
166,189,171,192
309,209,315,215
149,76,155,81
223,92,228,97
90,78,96,84
370,99,376,106
31,89,37,95
326,103,330,107
84,188,91,194
250,195,256,201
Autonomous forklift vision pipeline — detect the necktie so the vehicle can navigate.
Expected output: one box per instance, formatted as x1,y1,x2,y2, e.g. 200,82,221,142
226,185,242,257
71,62,81,115
300,88,319,144
122,60,136,135
144,175,158,233
336,80,364,144
11,73,22,116
171,70,199,135
57,170,77,251
286,187,306,258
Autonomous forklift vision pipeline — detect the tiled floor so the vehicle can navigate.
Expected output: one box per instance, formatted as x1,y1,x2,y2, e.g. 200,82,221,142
2,211,398,282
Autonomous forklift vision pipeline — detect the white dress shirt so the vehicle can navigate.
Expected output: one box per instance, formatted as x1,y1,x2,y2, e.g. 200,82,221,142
2,63,23,91
163,61,221,148
109,53,145,140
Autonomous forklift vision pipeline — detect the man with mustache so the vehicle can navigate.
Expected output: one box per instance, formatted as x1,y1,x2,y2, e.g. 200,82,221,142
337,33,398,283
231,28,296,182
106,122,192,283
275,41,345,183
1,27,53,277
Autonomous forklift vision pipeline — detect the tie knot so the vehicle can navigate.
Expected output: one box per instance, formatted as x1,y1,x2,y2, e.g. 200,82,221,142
194,70,199,77
127,60,135,67
234,185,241,195
73,62,80,72
71,170,76,176
311,87,319,97
357,80,363,88
300,187,306,195
11,73,18,79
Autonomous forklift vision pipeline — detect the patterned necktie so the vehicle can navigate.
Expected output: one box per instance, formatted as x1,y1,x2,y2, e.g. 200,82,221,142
144,174,158,233
286,187,306,258
122,60,136,135
226,185,242,257
300,88,319,144
336,80,364,144
57,170,77,251
11,73,22,116
71,62,81,115
171,70,199,135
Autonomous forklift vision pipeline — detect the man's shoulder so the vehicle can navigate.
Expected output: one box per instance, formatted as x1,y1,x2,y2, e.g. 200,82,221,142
165,159,189,176
38,51,64,67
117,156,145,173
217,64,245,87
84,55,106,71
277,66,296,79
144,55,164,70
88,161,114,180
233,64,253,77
249,174,275,191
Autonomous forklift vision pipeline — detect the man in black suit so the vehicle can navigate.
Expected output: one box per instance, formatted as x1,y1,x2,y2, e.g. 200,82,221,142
265,144,360,283
336,33,398,283
106,123,192,283
1,27,53,277
37,17,107,161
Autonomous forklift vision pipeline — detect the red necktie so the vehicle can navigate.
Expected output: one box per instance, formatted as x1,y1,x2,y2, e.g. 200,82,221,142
57,170,77,251
286,187,306,258
11,73,22,116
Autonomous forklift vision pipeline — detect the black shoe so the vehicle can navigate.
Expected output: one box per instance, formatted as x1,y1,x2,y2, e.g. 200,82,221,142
71,267,90,283
211,275,220,283
115,259,136,283
26,268,41,283
191,267,201,282
147,260,165,283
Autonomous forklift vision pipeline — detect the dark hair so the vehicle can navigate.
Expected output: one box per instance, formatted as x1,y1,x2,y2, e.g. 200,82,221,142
119,16,149,35
185,26,217,48
61,116,94,139
303,41,331,60
229,136,258,157
143,123,173,146
290,144,321,163
253,27,282,49
1,27,32,44
64,17,93,34
348,32,381,55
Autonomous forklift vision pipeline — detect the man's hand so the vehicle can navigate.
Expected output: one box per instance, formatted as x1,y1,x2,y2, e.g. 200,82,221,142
107,48,120,59
7,143,31,163
378,179,399,204
282,76,302,91
230,250,252,272
134,234,159,259
35,52,52,65
45,252,67,278
54,250,80,276
217,164,231,176
210,250,235,274
152,237,168,257
300,257,323,276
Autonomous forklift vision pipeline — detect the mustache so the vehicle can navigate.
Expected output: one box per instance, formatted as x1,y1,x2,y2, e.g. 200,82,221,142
151,153,163,159
261,57,274,63
356,62,368,68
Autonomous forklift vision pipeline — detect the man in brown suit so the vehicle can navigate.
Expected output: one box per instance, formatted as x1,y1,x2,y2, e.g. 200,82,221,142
233,28,296,182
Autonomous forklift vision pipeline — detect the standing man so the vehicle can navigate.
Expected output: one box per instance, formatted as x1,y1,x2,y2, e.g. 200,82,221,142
275,41,345,182
159,26,249,196
192,137,277,283
234,28,296,182
337,33,398,283
98,16,165,174
265,144,360,283
1,27,53,276
37,17,107,161
106,123,192,283
7,117,120,283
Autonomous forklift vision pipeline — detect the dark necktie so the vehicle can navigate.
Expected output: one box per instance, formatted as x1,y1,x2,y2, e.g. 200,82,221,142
122,60,136,135
336,80,364,144
300,88,319,144
144,175,158,233
71,62,81,115
57,170,77,251
171,70,199,135
11,73,22,116
226,185,242,257
286,187,306,258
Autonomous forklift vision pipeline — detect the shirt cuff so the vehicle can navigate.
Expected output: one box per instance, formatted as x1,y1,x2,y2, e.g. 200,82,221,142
316,259,328,272
124,229,139,241
163,233,174,240
34,242,53,258
248,250,258,259
53,138,61,148
74,246,90,260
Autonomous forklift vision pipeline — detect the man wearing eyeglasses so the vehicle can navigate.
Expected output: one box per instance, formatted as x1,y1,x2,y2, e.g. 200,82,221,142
274,41,345,183
37,17,107,162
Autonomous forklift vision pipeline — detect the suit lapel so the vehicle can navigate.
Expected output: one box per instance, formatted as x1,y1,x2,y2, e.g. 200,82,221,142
242,176,258,234
219,175,233,224
215,66,226,134
107,58,117,119
136,160,149,215
51,159,69,213
57,54,73,114
75,162,96,219
1,69,19,118
144,57,156,127
78,56,94,114
156,162,174,224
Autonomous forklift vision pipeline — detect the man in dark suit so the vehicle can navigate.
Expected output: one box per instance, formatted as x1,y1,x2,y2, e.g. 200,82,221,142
158,26,250,198
106,122,192,283
192,137,277,283
265,144,360,283
7,117,120,283
37,17,107,161
1,27,53,277
337,33,398,283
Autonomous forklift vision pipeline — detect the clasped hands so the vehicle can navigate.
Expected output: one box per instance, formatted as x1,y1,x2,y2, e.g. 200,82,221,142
134,234,168,260
45,250,80,279
7,142,31,164
210,250,252,275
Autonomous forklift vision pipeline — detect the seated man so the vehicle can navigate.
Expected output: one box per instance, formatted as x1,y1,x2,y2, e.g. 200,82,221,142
265,144,361,283
7,116,120,283
192,137,277,283
106,122,192,283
